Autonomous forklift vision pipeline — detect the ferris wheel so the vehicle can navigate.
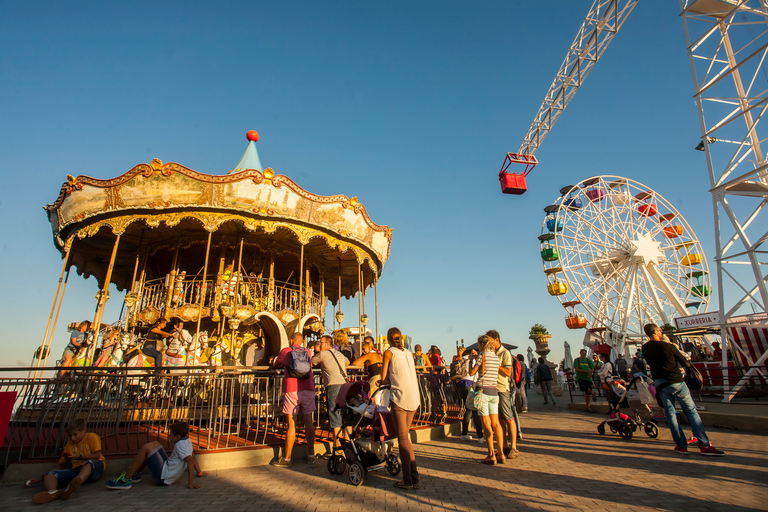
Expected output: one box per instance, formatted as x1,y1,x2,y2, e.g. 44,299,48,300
539,176,711,348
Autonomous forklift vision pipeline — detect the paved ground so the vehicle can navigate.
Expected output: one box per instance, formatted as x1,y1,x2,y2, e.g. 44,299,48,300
3,399,766,512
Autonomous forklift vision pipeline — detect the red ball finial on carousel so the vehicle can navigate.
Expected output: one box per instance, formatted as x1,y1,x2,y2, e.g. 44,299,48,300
246,130,259,142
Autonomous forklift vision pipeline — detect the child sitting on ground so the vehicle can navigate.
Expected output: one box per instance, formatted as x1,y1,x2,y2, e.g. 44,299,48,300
105,421,207,489
31,418,106,504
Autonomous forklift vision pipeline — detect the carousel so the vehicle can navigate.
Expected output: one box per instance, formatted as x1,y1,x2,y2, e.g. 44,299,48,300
38,130,392,369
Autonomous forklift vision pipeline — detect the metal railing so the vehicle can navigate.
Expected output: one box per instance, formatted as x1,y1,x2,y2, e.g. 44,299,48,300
139,276,323,316
1,367,462,467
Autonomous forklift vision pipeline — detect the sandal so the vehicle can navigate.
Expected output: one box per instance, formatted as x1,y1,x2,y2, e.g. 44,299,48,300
394,481,413,490
481,456,497,465
496,454,506,464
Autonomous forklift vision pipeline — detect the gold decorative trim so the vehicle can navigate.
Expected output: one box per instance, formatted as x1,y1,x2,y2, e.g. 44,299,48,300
73,212,380,271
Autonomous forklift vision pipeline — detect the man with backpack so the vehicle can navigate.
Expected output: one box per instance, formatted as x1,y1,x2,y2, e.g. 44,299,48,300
515,354,529,413
573,348,595,412
485,330,518,458
272,332,316,467
311,334,350,447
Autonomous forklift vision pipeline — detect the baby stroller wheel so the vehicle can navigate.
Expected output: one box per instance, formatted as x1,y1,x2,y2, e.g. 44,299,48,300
597,422,606,435
348,461,365,486
386,453,401,476
644,422,659,438
609,425,617,434
327,454,345,475
618,425,633,440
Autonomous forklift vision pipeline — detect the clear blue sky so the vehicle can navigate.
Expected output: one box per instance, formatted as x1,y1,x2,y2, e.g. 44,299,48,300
0,1,716,368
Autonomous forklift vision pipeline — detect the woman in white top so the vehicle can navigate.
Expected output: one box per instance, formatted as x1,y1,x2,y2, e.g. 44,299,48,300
596,353,613,383
381,327,420,490
469,335,506,465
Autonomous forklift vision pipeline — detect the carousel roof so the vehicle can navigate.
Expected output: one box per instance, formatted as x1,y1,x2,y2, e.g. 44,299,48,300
45,131,392,302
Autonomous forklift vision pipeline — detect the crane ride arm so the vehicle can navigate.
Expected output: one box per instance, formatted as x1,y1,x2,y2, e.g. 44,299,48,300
499,0,639,195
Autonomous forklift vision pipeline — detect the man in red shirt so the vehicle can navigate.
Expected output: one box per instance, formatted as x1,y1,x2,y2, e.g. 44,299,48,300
272,332,316,466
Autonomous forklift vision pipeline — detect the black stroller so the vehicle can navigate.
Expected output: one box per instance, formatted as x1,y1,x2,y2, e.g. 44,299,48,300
597,375,659,441
326,381,401,486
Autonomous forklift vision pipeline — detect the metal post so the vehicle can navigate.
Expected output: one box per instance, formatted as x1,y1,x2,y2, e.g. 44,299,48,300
90,233,121,363
374,272,379,352
195,231,213,336
299,244,304,318
36,240,72,371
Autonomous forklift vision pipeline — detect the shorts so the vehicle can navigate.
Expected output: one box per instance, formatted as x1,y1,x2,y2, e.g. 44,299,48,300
283,390,316,416
46,460,104,488
498,391,514,423
62,348,76,359
325,384,343,429
147,445,168,485
578,379,593,392
477,393,499,417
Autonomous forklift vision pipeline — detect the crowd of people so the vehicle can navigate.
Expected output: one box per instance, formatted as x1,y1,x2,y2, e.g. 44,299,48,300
29,320,727,503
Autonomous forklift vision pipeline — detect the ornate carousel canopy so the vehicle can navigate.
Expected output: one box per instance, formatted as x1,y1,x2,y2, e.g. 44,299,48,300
44,132,392,305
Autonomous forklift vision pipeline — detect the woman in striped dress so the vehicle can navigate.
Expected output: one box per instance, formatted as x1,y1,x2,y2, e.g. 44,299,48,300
470,335,506,465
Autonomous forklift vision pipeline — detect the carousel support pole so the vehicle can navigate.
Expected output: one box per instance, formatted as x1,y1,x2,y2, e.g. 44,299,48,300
268,252,275,311
319,272,325,322
34,268,71,379
90,233,121,364
132,252,149,336
231,236,245,352
195,231,213,339
36,241,72,372
305,268,310,317
164,243,181,318
357,260,362,349
374,272,379,352
124,235,144,331
299,244,304,319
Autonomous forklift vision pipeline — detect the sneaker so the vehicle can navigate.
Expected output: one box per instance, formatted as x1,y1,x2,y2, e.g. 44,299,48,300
586,407,594,413
674,446,689,455
131,473,142,483
272,457,291,467
476,437,485,443
60,479,81,500
460,435,472,441
307,455,316,465
543,402,548,405
105,472,133,490
552,399,557,405
700,445,725,457
517,432,524,441
687,437,699,445
522,408,528,413
33,490,63,504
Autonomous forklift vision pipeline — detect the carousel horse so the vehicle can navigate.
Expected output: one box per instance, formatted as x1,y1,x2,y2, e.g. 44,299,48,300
208,337,231,367
164,329,190,368
97,332,134,367
171,271,186,306
186,331,208,367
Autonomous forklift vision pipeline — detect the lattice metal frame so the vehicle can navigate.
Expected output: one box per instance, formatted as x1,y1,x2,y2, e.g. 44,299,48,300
517,0,639,156
680,0,768,400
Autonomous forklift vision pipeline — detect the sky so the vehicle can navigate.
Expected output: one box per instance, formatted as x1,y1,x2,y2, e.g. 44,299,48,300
0,1,723,369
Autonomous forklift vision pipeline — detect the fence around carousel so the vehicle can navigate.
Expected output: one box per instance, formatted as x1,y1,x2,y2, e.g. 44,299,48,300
1,366,462,467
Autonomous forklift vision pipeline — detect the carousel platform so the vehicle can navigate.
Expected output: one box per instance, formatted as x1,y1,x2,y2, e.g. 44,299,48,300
1,419,461,483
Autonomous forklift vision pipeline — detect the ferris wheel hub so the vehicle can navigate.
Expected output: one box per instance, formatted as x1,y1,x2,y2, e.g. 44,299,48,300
630,233,664,265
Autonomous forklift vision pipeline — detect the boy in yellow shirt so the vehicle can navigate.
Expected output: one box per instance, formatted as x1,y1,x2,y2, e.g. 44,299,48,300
31,418,105,503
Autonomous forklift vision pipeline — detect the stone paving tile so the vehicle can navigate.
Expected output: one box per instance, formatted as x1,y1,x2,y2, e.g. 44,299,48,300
2,404,766,511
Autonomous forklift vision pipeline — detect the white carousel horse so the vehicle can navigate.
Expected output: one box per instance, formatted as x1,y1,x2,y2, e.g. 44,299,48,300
186,331,207,368
100,333,134,367
208,337,230,367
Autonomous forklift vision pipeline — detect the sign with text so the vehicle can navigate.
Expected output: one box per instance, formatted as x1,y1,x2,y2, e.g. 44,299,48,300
675,312,722,330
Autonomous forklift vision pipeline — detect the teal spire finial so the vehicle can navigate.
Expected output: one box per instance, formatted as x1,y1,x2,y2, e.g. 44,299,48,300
230,130,264,173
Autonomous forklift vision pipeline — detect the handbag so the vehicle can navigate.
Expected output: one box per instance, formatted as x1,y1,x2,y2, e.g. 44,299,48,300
466,387,479,412
684,364,703,391
466,354,486,411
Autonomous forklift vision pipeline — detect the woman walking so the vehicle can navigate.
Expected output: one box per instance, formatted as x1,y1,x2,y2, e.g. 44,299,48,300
469,335,506,465
381,327,421,490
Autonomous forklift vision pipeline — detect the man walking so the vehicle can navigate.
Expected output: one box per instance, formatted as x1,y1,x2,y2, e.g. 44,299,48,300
573,349,595,412
311,334,350,447
272,332,316,466
486,330,518,457
642,323,724,456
